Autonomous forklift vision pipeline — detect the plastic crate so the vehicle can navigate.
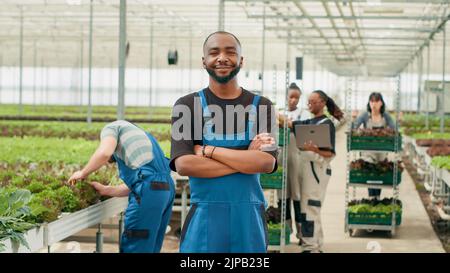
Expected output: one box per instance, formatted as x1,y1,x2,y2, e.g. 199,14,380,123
278,128,290,147
268,225,291,245
349,135,402,151
260,172,283,189
349,170,402,185
348,212,402,226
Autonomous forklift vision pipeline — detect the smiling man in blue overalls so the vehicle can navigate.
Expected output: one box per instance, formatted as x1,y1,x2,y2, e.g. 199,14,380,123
68,120,175,253
170,31,278,253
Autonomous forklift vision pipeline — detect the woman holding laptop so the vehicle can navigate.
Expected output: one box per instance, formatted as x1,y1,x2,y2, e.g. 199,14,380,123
279,90,343,253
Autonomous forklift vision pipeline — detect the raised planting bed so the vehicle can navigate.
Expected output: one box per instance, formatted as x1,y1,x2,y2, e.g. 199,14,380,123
46,197,127,245
0,226,45,253
260,168,283,189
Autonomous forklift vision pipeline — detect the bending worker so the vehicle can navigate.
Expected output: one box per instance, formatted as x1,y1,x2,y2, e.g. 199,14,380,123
170,31,277,253
68,120,175,253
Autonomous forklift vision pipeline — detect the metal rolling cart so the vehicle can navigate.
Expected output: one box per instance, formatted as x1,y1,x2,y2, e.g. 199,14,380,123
344,76,402,238
262,44,291,252
262,124,289,252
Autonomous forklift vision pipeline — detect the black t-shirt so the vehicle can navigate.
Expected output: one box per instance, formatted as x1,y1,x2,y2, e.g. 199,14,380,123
292,115,336,155
170,87,278,172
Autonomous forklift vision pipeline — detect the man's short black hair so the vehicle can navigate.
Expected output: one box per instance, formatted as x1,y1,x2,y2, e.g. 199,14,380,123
203,31,242,51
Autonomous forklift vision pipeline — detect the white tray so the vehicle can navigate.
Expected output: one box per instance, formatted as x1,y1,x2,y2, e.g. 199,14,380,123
45,197,128,246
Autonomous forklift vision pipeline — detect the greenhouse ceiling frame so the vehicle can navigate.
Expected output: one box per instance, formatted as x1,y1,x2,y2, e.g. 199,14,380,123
224,0,450,77
0,0,449,77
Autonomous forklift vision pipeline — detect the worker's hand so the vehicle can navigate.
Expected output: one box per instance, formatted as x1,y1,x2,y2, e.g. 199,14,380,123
249,133,275,151
194,145,217,158
193,145,203,157
68,170,87,186
303,141,320,153
277,114,287,128
89,182,111,196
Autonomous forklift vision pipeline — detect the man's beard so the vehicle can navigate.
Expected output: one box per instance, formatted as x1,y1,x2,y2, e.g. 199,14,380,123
206,65,241,84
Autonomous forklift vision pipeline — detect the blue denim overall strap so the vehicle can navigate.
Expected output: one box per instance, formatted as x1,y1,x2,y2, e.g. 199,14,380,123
180,89,268,253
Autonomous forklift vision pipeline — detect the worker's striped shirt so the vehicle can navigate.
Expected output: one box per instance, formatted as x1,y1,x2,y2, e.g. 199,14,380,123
100,120,154,169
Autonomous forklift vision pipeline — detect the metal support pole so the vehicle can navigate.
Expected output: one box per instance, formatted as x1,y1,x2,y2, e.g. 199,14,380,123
408,64,412,113
19,6,24,114
344,76,354,235
149,13,154,116
118,212,124,248
411,61,415,113
107,59,111,106
280,34,291,253
322,66,326,90
46,65,49,105
0,54,3,103
261,5,266,96
96,224,103,253
404,64,411,113
426,45,431,129
80,36,84,112
272,64,277,102
118,0,127,120
417,51,423,113
440,24,446,133
218,0,225,31
40,58,44,105
136,69,140,106
33,40,37,107
312,54,316,91
189,26,193,92
87,0,94,124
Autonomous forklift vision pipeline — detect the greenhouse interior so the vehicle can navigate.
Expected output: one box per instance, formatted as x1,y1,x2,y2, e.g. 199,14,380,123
0,0,449,254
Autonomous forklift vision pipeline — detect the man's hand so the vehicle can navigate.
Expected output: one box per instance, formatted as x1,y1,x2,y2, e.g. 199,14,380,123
248,133,276,151
89,182,111,196
194,145,203,157
303,141,320,153
194,145,217,158
68,170,87,186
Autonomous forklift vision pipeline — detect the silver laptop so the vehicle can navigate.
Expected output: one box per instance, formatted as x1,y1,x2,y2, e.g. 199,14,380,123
294,124,332,149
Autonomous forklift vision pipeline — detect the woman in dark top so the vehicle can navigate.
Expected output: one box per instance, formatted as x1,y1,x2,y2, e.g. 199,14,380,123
353,92,396,198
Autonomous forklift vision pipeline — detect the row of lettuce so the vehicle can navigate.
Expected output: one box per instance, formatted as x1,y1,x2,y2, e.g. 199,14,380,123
0,120,171,251
0,104,172,121
401,114,450,170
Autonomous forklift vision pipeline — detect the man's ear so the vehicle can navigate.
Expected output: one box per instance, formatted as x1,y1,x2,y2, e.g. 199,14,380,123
239,56,244,68
202,57,206,68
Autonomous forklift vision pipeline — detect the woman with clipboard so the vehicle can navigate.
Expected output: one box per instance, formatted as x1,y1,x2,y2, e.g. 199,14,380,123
279,90,344,253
